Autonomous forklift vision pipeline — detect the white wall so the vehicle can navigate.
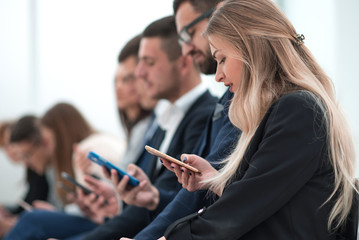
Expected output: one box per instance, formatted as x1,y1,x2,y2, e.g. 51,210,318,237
1,0,359,205
0,0,176,205
335,0,359,171
0,0,224,206
283,0,359,174
0,0,33,205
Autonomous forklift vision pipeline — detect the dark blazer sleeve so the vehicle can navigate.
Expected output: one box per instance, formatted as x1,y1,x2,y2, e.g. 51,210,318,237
134,189,209,240
165,93,329,239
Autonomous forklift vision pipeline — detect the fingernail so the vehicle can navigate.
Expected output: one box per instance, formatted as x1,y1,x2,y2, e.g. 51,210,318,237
182,157,187,162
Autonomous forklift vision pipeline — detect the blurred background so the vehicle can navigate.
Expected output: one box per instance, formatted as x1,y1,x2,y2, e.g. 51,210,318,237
1,0,358,205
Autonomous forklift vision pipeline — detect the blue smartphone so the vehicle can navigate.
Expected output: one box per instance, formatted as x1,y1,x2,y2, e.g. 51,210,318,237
87,151,140,187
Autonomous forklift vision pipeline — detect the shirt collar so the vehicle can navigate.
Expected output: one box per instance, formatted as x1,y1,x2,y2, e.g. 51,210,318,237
157,82,207,131
174,82,207,114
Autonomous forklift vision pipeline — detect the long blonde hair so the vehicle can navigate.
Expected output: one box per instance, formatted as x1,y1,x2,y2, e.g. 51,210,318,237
204,0,356,229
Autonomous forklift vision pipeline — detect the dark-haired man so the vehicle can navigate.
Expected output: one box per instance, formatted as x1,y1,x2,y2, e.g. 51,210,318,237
174,0,219,75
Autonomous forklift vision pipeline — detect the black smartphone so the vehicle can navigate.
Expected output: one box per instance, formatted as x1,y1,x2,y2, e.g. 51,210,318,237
61,172,92,194
60,172,109,205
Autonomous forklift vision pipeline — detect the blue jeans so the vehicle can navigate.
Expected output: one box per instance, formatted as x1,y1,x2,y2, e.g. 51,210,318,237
3,210,97,240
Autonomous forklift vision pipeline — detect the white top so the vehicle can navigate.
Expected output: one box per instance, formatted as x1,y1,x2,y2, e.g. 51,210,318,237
45,167,63,209
73,132,126,185
120,115,153,170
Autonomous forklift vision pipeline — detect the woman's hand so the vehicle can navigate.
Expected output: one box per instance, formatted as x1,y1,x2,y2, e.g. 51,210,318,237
0,205,11,218
161,154,218,192
0,213,17,238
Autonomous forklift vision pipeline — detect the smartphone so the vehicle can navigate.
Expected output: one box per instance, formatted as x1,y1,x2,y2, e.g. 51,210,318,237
144,145,200,173
58,181,75,194
60,173,109,205
18,199,33,212
61,172,93,195
87,151,140,187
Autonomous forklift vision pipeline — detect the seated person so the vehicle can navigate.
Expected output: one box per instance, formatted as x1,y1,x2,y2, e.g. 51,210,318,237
2,103,125,238
0,119,49,238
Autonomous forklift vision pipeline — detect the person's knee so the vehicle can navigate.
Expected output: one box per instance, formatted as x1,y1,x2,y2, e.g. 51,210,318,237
3,210,49,239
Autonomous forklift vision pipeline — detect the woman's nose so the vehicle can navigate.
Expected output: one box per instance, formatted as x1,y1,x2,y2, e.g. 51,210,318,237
215,71,224,83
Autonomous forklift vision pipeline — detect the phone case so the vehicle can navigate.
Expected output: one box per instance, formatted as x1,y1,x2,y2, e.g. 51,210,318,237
87,151,140,186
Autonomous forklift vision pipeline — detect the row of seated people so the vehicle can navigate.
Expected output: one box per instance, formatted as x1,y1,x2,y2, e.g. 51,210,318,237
0,0,358,239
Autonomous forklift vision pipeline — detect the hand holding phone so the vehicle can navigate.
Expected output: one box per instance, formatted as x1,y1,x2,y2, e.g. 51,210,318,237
87,151,140,187
61,172,109,205
61,172,93,194
144,145,200,173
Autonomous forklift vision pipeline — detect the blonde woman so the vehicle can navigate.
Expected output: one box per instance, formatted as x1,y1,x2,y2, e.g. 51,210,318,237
159,0,357,239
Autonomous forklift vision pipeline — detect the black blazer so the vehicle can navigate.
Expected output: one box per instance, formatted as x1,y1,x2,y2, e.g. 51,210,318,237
165,91,356,240
83,90,217,240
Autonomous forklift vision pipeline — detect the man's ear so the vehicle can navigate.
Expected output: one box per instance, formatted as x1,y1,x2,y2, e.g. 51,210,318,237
178,54,193,76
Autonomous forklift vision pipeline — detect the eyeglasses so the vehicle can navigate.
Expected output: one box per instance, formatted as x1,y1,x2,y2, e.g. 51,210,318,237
178,7,214,45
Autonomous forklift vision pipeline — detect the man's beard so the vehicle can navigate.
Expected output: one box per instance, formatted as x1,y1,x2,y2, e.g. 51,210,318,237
199,56,217,75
